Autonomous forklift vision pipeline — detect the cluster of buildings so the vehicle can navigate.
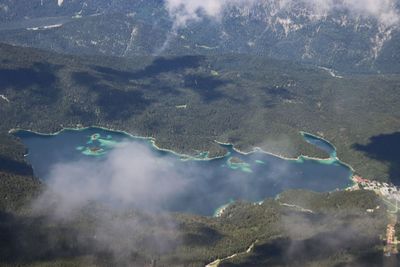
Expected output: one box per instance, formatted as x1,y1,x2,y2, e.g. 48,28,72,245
384,223,398,256
351,175,400,202
351,175,400,256
386,224,397,245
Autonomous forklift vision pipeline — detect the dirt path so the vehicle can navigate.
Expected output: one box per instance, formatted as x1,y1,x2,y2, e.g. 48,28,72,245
205,241,258,267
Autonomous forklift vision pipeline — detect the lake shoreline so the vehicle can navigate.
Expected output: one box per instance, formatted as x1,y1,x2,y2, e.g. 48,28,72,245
12,125,356,216
9,126,230,161
10,126,355,175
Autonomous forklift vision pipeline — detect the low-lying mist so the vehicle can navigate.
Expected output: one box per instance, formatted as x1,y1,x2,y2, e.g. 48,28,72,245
0,137,387,265
33,142,189,219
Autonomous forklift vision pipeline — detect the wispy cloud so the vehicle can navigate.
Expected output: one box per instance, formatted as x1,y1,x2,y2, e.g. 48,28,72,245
26,139,379,264
31,142,185,263
165,0,400,27
33,142,188,219
31,139,299,217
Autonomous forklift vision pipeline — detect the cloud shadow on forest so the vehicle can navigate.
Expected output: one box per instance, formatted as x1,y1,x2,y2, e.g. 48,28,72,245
353,132,400,185
0,62,62,104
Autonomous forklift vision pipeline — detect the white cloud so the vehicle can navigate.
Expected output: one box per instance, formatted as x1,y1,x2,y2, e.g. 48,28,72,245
33,142,188,218
31,139,296,218
164,0,400,27
342,0,399,25
165,0,226,27
31,142,186,260
0,4,9,12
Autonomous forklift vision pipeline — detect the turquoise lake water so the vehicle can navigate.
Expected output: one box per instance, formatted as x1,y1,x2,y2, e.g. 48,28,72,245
14,127,353,215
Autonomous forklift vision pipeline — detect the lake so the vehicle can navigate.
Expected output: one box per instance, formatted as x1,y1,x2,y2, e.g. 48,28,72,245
14,127,353,215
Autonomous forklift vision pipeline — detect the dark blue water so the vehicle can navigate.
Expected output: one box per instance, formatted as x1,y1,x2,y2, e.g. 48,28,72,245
14,127,353,215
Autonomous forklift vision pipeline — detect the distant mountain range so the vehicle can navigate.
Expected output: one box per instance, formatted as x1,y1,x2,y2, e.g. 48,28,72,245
1,0,400,73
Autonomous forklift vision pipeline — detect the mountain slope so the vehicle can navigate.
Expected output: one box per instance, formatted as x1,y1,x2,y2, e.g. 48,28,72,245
0,0,400,73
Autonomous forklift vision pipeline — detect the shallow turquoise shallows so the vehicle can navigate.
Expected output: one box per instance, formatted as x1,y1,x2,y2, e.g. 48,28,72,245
14,127,353,216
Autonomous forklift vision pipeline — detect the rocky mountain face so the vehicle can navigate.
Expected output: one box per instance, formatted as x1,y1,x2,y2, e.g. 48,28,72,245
0,0,399,73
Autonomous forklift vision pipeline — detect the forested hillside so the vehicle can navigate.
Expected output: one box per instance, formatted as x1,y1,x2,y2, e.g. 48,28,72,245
1,43,400,183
